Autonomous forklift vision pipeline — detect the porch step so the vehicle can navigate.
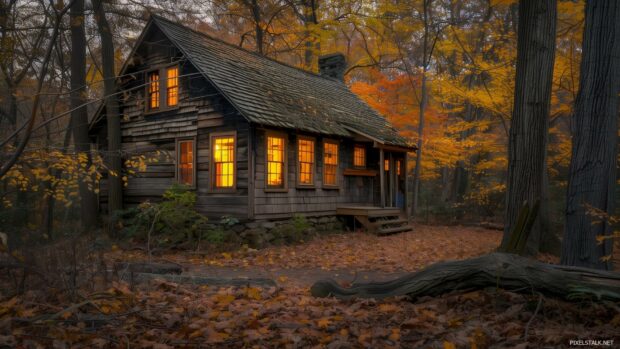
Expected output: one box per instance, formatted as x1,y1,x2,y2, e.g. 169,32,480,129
378,224,413,235
367,209,401,218
375,218,408,226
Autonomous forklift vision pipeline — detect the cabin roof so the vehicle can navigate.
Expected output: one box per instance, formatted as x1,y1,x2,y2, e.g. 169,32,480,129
152,16,412,148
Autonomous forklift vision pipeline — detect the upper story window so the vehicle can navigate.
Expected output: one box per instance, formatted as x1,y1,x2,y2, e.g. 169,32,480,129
177,139,195,187
148,71,160,110
146,65,179,111
166,67,179,106
323,141,338,187
297,137,315,186
211,134,236,189
266,134,286,189
353,145,366,168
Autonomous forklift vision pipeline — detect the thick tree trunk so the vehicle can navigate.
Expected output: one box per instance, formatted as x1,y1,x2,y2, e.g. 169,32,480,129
561,0,620,270
412,71,426,215
311,253,620,301
70,0,98,230
501,0,556,255
411,0,430,217
93,0,122,223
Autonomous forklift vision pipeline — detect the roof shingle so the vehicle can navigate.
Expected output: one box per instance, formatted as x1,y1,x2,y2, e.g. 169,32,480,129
151,16,411,147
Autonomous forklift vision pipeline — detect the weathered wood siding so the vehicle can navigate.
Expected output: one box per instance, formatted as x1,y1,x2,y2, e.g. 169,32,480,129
252,128,378,219
97,26,250,219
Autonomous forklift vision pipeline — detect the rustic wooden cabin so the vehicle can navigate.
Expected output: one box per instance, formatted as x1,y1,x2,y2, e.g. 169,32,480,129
90,16,416,233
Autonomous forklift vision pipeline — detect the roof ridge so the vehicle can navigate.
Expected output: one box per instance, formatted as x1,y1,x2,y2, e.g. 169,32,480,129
150,15,339,83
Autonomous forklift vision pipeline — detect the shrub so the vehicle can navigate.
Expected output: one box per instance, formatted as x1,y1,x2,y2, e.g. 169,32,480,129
120,184,208,248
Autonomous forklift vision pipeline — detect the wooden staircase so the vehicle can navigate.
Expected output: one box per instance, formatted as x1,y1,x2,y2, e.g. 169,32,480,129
336,206,413,235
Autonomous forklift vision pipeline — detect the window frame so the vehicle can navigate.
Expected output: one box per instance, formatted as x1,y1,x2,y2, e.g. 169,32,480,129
146,69,160,111
265,131,288,192
209,131,237,192
166,66,179,107
175,137,196,189
145,64,180,114
353,144,366,168
322,139,339,189
296,135,316,188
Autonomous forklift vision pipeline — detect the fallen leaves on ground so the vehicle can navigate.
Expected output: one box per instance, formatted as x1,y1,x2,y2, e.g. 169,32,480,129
114,224,502,273
3,226,617,347
203,225,501,272
1,280,617,348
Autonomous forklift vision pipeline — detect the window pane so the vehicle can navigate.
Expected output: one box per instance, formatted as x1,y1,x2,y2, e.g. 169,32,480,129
267,136,285,187
324,142,338,186
384,159,390,171
397,160,401,176
178,140,194,186
298,139,314,185
148,71,159,109
167,67,178,106
353,145,365,167
213,136,235,188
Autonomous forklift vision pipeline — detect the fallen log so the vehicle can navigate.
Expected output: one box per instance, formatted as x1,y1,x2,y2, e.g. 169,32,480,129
123,272,277,288
311,253,620,301
114,262,183,275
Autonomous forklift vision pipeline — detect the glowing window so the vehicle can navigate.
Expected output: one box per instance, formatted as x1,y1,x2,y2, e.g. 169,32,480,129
166,67,179,106
353,145,366,168
323,141,338,186
384,159,390,171
267,135,285,188
148,71,160,109
177,140,194,186
212,135,235,188
397,160,401,176
298,138,314,185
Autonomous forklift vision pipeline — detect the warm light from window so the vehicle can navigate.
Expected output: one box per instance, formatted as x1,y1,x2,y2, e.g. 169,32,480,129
167,67,178,106
267,136,285,188
397,160,401,176
148,71,160,109
323,142,338,186
353,145,366,167
298,139,314,185
384,159,389,171
178,140,193,186
213,136,235,188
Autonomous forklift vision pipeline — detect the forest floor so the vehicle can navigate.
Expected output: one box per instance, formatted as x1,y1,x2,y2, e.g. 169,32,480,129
1,225,618,348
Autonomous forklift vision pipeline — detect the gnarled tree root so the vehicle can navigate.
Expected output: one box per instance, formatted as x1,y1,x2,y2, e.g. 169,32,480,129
310,253,620,301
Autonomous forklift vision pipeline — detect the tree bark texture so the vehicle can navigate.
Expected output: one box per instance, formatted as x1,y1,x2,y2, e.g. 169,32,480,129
93,0,123,219
311,253,620,301
411,0,430,217
70,0,98,230
561,0,620,270
502,0,557,255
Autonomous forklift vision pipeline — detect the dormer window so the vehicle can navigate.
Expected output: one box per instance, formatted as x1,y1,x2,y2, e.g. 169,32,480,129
146,65,179,111
148,71,160,110
166,66,178,106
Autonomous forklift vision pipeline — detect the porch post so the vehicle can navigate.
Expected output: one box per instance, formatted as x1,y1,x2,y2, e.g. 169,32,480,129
404,152,410,219
389,152,394,207
379,148,386,208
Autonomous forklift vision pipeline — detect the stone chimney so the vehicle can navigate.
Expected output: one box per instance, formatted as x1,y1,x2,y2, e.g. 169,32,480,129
318,53,347,81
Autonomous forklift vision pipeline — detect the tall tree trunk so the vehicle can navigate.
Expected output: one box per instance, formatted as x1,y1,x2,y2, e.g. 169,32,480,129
561,0,620,270
501,0,556,255
93,0,122,226
247,0,264,55
303,0,318,69
411,0,430,217
70,0,97,230
412,71,426,215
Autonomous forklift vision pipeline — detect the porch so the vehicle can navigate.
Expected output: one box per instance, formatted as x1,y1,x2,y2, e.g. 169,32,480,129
336,206,412,235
